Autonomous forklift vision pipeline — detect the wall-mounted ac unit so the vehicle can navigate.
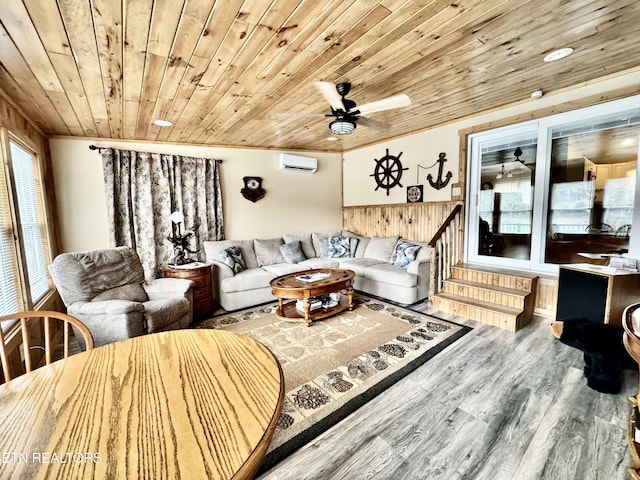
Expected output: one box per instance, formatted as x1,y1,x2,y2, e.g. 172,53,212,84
278,153,317,174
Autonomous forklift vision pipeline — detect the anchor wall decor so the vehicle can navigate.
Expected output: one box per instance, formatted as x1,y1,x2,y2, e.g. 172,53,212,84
427,152,452,190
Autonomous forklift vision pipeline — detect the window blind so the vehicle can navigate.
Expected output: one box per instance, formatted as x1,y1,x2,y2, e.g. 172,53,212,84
0,146,21,315
10,141,49,304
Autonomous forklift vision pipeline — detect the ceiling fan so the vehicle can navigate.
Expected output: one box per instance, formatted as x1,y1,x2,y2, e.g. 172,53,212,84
314,81,411,135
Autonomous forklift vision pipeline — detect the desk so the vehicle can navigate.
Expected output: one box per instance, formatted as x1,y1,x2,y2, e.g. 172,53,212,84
0,329,284,479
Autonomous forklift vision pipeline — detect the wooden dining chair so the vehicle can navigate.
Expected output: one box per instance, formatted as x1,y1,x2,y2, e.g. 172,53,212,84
0,310,94,382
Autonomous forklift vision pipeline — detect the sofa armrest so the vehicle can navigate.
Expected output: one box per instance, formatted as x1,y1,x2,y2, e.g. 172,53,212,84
210,260,235,280
144,278,193,299
407,258,430,276
67,300,145,315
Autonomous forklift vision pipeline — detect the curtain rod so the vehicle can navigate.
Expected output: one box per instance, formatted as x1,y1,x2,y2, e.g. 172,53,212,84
88,144,222,163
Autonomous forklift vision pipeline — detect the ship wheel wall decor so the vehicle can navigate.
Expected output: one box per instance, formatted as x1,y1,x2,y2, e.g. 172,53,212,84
370,149,408,196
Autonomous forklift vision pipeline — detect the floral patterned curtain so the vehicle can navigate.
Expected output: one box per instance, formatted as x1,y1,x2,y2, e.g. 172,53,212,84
102,148,224,279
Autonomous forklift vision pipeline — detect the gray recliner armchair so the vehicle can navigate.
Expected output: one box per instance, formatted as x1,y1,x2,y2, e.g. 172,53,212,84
49,246,193,347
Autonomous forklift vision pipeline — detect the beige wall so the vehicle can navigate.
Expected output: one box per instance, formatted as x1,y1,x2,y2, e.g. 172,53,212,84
343,69,640,207
49,137,343,252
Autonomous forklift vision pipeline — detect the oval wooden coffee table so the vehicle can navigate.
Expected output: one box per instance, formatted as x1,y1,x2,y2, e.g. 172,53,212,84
270,268,355,326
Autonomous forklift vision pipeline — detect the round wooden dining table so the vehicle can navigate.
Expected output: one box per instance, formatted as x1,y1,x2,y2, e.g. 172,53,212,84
0,329,284,479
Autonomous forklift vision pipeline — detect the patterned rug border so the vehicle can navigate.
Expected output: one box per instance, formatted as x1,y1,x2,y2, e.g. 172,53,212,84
201,292,472,474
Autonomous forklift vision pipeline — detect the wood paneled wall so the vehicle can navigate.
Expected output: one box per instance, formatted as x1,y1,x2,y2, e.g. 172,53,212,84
534,275,559,318
0,92,47,152
342,201,461,242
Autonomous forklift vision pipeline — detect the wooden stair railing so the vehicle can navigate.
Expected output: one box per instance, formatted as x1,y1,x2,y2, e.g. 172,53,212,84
428,204,463,302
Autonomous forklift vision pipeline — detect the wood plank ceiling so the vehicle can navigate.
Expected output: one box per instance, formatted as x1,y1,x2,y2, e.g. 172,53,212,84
0,0,639,153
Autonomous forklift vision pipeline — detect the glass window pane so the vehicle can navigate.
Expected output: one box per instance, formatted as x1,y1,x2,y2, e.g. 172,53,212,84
478,139,536,260
545,124,638,264
10,141,49,303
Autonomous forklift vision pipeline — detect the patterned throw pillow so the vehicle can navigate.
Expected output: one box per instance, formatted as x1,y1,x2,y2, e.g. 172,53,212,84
389,240,422,268
280,240,307,263
327,235,358,258
219,245,246,273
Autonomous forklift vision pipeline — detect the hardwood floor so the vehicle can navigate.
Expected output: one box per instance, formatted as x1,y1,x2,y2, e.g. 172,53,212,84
258,305,637,480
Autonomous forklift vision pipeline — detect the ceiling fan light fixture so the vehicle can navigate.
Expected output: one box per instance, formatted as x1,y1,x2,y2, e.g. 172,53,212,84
329,118,356,135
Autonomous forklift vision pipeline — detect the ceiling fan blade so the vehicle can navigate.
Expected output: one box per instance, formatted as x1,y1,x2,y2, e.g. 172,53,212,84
352,93,411,116
358,116,389,131
314,81,344,112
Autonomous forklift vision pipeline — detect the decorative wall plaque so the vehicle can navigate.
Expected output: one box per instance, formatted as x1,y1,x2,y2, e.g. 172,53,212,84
241,176,266,202
406,185,424,203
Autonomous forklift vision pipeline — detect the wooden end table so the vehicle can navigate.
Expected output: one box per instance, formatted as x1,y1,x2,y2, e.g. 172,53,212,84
162,263,215,320
270,268,355,326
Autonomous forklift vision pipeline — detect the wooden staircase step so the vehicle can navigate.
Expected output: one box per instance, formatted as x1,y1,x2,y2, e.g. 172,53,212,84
432,292,531,332
441,278,528,310
451,264,536,292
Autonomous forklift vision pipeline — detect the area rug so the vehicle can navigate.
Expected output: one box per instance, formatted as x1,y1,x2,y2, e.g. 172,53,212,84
196,294,471,473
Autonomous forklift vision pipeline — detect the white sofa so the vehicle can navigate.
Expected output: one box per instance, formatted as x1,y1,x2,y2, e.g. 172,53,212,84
203,231,431,311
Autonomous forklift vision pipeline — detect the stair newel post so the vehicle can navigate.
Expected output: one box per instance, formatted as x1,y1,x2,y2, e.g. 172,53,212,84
427,204,463,303
428,245,436,303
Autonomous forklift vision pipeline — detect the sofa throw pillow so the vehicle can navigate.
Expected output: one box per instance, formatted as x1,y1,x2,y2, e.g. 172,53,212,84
389,240,422,268
342,231,370,258
280,240,307,263
327,235,358,258
219,245,246,273
92,284,149,303
283,233,316,259
254,238,285,266
312,231,341,257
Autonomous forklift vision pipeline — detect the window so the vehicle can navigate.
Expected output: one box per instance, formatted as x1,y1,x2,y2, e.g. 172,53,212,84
467,95,640,273
0,132,52,316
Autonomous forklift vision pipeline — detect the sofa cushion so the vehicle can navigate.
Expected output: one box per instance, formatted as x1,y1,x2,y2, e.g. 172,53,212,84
218,245,246,273
283,233,316,259
342,231,370,258
337,257,385,276
280,240,307,263
254,238,285,266
143,297,190,332
327,235,357,258
204,239,258,269
262,263,307,275
221,268,276,293
363,236,400,262
364,263,418,288
92,284,149,303
299,258,340,269
312,231,342,257
413,240,431,262
389,240,422,268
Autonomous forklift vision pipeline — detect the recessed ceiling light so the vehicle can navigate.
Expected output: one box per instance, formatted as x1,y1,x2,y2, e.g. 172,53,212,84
543,47,573,62
327,136,338,141
531,90,543,99
153,119,173,127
